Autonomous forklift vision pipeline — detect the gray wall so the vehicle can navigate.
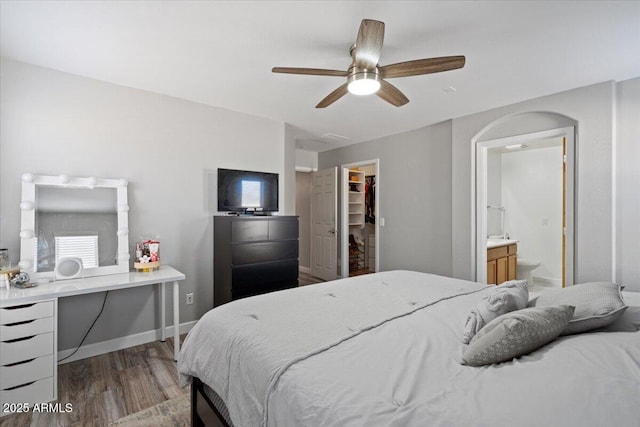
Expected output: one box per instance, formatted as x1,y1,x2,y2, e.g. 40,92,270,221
319,121,453,276
616,77,640,291
319,78,639,291
283,124,297,215
295,171,312,269
0,59,289,350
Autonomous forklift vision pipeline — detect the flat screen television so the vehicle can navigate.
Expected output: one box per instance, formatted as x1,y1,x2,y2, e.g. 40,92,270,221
217,168,279,213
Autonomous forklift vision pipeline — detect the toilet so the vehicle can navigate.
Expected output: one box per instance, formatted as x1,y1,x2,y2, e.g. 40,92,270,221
517,259,541,286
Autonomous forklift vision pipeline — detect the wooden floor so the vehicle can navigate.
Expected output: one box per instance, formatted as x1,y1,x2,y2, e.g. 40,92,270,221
300,269,374,283
349,267,373,277
0,336,187,427
298,270,325,286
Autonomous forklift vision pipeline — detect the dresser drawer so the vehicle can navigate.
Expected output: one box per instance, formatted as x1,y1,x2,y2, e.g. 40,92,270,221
268,219,298,240
0,376,54,406
0,354,54,389
232,241,298,265
232,280,298,300
232,259,298,290
1,332,54,365
0,317,54,341
231,220,269,242
0,301,55,325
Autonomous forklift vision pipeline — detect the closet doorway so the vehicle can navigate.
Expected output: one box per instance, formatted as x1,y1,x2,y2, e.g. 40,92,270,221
341,159,380,278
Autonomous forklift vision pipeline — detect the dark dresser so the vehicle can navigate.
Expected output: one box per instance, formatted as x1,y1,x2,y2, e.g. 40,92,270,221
213,215,299,307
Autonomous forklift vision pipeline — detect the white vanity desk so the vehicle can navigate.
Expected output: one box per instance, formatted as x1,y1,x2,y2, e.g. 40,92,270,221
0,265,185,360
0,265,185,409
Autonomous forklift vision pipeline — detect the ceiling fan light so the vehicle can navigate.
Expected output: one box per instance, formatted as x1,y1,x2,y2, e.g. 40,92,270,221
348,78,380,95
347,69,381,96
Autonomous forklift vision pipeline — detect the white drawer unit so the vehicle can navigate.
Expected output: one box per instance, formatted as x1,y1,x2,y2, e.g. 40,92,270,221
0,299,57,412
0,301,54,324
0,332,54,365
0,377,54,406
0,317,54,342
0,355,54,389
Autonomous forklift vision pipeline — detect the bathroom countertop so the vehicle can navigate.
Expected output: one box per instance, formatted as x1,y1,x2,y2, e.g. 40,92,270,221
487,238,519,249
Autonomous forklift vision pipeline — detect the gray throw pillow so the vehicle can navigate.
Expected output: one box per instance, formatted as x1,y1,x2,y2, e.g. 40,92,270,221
462,280,529,344
528,282,627,335
461,305,575,367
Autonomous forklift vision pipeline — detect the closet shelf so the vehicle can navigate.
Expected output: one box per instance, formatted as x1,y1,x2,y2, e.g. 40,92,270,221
348,169,365,228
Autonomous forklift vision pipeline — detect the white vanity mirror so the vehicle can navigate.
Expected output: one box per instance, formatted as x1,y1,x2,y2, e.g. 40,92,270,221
19,173,130,280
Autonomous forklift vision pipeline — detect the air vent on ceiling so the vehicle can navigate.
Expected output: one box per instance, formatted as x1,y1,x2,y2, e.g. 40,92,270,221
312,133,351,144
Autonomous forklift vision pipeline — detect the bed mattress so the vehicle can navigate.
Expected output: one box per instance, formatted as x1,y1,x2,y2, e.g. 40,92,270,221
179,271,640,427
270,289,640,426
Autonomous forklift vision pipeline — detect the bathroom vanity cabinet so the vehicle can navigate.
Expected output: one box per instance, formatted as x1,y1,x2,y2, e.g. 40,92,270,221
487,243,517,285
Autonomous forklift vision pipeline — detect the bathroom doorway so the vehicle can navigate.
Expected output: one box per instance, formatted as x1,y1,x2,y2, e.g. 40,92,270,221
476,127,575,289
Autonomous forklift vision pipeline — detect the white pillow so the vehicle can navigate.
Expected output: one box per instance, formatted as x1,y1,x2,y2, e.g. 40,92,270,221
528,282,627,334
462,280,529,344
461,305,575,366
597,306,640,332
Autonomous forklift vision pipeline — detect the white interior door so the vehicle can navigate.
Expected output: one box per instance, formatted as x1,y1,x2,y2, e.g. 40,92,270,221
310,167,338,281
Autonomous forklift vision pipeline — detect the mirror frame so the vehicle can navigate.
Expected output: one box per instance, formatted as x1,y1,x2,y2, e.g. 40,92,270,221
19,173,130,280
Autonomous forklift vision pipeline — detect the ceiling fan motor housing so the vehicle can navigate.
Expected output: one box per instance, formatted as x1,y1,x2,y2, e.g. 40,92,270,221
347,65,381,95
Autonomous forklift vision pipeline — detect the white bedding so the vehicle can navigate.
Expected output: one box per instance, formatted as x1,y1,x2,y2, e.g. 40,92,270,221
179,271,640,427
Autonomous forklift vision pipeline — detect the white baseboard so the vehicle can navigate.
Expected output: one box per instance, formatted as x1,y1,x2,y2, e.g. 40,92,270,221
299,266,310,274
57,321,197,364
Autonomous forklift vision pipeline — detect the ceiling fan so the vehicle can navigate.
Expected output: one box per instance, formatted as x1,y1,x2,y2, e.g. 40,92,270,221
272,19,465,108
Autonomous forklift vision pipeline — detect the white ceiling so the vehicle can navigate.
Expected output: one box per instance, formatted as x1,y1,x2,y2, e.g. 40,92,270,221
1,1,639,152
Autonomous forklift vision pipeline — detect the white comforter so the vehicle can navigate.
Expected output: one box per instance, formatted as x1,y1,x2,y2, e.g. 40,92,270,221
179,271,640,427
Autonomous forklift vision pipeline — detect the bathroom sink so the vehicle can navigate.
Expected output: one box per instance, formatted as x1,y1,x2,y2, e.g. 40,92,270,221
486,238,519,249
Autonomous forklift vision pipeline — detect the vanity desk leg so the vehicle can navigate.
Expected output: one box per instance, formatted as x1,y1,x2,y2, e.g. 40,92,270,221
158,280,179,361
173,280,180,362
160,281,166,342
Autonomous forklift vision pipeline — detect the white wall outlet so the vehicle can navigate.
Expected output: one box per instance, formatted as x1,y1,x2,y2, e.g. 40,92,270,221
380,218,385,227
186,292,194,305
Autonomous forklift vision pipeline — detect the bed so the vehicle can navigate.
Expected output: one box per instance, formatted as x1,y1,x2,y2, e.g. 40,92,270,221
178,270,640,427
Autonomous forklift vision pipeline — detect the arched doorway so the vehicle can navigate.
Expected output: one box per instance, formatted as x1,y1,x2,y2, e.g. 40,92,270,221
472,112,577,289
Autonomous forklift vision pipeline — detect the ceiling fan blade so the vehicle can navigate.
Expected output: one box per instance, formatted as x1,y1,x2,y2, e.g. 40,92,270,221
316,83,349,108
380,56,466,79
376,80,409,107
272,67,348,77
354,19,385,68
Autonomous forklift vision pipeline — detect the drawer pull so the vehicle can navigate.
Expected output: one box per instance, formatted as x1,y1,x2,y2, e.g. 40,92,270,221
5,319,35,327
3,380,36,391
3,358,36,367
4,335,36,343
2,303,36,310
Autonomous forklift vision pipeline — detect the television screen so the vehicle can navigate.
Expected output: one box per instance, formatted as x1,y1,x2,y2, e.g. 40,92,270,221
217,168,279,213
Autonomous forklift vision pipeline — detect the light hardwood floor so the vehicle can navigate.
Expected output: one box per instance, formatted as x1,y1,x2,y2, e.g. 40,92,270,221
0,336,187,427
